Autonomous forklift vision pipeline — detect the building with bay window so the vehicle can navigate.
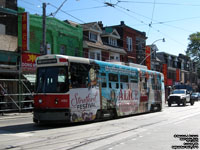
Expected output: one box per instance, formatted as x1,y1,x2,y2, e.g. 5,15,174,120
82,22,126,62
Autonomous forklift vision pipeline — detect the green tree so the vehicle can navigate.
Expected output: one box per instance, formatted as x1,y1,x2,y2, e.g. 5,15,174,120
186,32,200,63
186,32,200,78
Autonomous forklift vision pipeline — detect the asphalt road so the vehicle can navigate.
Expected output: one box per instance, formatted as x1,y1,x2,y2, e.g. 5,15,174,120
0,102,200,150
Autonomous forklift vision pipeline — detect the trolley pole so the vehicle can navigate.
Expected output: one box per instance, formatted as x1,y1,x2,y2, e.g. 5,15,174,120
42,3,46,55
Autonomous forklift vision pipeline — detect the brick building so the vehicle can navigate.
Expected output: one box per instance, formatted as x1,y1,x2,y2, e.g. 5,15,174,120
107,21,147,64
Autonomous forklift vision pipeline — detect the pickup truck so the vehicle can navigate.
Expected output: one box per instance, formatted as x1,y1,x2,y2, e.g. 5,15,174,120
167,89,195,107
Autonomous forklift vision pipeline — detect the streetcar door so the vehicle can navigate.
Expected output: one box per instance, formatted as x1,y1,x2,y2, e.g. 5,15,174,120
69,62,101,122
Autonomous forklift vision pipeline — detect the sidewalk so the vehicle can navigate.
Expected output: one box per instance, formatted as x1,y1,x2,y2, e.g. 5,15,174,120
0,112,33,120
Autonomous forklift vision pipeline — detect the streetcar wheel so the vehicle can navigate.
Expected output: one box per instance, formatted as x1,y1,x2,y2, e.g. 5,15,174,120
33,118,39,124
157,104,161,111
183,99,186,106
95,110,102,120
150,105,154,112
190,99,194,106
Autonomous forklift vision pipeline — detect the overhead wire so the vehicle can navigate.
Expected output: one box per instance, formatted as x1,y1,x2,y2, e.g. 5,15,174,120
51,0,68,17
18,0,194,51
48,3,86,23
114,2,193,34
66,5,108,12
147,0,156,37
18,0,42,15
17,0,146,55
152,16,200,25
107,1,193,48
117,1,200,7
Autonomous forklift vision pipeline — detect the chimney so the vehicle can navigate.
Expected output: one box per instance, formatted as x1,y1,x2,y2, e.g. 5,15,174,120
120,21,125,25
98,21,103,29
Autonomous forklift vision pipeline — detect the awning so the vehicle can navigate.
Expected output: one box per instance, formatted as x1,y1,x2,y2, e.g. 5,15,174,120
23,74,36,84
0,7,17,15
0,50,19,63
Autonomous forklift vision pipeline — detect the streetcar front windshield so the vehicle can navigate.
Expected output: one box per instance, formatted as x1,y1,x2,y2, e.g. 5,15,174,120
36,66,68,93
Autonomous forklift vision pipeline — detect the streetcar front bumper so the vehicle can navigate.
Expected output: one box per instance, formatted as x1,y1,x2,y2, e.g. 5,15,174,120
33,108,71,123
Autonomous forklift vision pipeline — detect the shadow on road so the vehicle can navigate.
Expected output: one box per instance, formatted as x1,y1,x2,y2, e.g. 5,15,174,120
0,109,164,134
0,121,98,134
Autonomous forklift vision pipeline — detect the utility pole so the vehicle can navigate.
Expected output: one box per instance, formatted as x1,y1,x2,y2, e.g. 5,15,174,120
42,3,46,55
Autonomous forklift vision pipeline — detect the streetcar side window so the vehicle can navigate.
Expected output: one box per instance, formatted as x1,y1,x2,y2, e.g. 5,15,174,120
141,77,147,90
109,73,118,89
109,73,118,82
130,76,138,83
157,75,161,90
120,75,128,89
57,68,67,93
101,73,107,88
70,63,89,88
120,75,128,82
152,78,155,90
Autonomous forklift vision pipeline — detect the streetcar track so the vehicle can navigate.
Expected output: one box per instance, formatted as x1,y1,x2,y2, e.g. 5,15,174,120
4,120,166,150
1,104,200,150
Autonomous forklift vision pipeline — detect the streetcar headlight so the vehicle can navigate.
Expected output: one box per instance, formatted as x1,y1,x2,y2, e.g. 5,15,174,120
39,99,43,104
55,98,58,104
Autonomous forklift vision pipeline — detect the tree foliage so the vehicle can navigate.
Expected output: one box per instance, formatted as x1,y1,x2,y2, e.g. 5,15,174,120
186,32,200,65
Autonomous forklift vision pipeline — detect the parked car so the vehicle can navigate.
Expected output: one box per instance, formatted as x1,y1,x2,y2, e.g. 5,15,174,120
167,89,195,107
191,92,200,101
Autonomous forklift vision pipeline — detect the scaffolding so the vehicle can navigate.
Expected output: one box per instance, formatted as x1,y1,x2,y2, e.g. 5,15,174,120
0,78,34,113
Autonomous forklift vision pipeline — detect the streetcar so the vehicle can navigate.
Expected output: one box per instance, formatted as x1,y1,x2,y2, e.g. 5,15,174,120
33,54,165,123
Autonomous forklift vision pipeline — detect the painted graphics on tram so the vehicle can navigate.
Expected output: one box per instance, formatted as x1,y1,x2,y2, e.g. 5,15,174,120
70,66,100,122
69,61,162,122
100,64,140,116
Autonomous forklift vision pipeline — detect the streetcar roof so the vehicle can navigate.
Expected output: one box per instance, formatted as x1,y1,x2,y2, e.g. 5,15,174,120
36,54,164,76
36,54,90,65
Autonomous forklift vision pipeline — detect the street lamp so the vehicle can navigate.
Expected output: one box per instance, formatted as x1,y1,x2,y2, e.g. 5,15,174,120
140,38,165,65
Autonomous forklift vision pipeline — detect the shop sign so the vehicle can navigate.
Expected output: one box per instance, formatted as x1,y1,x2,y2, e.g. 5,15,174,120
167,79,173,86
145,46,151,70
22,53,40,72
22,12,29,51
176,69,180,82
163,64,168,85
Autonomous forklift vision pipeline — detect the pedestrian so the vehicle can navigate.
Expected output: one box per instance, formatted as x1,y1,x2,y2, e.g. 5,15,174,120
0,83,5,116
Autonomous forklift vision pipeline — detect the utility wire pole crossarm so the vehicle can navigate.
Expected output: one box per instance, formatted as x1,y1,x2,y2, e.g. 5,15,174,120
140,38,165,65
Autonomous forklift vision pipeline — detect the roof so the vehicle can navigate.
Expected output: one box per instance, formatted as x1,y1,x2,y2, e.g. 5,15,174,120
107,21,147,38
101,28,120,39
83,41,127,54
81,22,102,33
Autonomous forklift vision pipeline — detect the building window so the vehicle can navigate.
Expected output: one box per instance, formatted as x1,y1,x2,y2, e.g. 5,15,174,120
110,56,114,60
110,53,120,61
109,37,117,46
60,45,66,55
97,52,101,60
89,52,95,59
89,50,101,60
89,31,97,42
75,48,79,56
126,37,132,51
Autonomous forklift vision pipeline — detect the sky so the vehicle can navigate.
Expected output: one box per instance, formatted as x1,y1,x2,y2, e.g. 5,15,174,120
18,0,200,56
